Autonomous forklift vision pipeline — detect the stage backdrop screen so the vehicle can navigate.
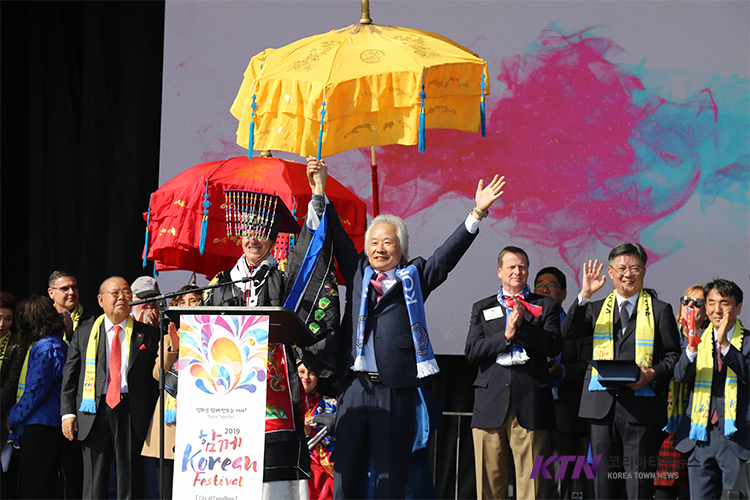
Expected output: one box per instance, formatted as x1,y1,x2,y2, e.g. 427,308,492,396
158,0,749,355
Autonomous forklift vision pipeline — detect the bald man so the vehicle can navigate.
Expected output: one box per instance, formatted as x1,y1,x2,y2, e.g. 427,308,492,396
61,276,159,499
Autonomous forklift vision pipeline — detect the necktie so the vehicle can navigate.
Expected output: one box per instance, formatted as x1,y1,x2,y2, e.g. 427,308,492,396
371,272,387,302
711,347,724,425
106,325,122,409
501,293,543,318
620,302,630,337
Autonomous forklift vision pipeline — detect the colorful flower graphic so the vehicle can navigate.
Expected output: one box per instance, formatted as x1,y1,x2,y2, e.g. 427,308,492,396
178,315,269,396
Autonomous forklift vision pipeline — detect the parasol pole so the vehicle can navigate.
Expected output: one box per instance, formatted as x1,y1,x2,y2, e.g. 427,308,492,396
360,0,372,24
370,146,380,216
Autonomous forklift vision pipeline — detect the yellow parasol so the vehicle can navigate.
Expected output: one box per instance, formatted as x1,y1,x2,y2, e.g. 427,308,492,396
230,1,489,213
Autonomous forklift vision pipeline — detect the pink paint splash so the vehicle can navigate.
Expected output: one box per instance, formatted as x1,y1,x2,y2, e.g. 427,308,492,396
364,25,729,274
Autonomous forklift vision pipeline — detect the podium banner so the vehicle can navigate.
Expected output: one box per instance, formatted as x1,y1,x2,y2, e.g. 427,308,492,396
173,314,269,498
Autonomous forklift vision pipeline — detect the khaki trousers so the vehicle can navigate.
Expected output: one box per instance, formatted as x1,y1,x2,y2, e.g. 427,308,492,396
473,404,549,499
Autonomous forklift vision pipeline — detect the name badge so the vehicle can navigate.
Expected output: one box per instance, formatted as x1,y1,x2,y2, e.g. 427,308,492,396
483,306,504,321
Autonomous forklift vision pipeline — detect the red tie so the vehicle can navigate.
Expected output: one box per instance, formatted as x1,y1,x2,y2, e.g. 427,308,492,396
371,273,387,302
106,325,122,409
502,293,543,318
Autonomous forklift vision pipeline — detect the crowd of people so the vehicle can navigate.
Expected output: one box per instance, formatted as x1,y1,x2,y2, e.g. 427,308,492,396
0,156,746,500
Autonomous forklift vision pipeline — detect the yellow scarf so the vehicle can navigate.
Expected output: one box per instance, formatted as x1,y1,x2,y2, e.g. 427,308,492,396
16,342,38,402
591,290,655,396
0,332,10,373
79,314,133,413
689,319,744,442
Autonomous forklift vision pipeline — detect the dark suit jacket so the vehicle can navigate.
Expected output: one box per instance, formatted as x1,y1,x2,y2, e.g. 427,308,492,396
673,327,750,461
327,203,477,389
555,332,593,434
465,293,562,430
60,316,159,441
561,293,681,426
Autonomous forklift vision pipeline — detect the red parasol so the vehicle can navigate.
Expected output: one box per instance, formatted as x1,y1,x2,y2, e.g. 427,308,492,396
142,156,367,278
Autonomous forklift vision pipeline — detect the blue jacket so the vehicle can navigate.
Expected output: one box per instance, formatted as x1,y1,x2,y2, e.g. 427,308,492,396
7,332,67,431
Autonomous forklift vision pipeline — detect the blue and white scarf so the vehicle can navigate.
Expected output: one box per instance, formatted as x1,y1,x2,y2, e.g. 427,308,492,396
495,285,531,366
354,264,439,378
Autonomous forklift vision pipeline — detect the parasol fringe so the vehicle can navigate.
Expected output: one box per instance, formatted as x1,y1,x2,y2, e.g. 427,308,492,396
142,193,153,268
480,63,487,137
418,69,426,153
199,180,211,254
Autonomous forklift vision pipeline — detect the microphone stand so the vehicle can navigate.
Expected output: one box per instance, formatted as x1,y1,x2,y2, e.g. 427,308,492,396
129,274,264,500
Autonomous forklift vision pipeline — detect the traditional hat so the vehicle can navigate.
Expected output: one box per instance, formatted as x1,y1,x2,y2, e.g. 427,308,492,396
223,190,298,240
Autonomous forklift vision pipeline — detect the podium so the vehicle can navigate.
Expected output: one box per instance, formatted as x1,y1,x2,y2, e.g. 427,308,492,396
165,305,317,345
166,307,314,499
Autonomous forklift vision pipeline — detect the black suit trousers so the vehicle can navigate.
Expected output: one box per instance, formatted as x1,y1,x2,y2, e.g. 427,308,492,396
591,400,664,500
333,377,416,500
81,399,144,500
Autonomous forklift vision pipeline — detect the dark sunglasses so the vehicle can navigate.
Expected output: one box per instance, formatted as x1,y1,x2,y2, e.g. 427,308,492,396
680,296,705,308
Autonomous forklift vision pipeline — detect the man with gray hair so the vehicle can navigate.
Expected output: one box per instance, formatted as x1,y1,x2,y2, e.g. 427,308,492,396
562,243,681,499
306,157,506,499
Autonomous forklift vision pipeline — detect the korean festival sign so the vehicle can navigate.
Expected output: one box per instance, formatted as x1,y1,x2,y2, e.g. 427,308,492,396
174,314,269,498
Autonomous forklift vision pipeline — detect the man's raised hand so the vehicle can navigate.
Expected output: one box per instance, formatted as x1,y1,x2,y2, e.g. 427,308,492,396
475,175,506,214
306,156,328,196
581,259,606,300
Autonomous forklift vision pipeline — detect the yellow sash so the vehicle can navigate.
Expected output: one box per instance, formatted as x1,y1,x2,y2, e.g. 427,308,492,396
79,315,133,413
590,290,655,395
689,319,743,441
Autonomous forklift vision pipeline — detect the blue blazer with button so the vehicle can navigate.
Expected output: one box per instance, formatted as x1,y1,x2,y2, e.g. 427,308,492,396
326,202,477,389
466,293,562,430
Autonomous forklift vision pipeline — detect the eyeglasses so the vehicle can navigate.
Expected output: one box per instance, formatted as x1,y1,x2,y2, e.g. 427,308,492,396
680,296,705,308
51,285,78,293
104,289,133,299
534,283,561,292
609,266,644,277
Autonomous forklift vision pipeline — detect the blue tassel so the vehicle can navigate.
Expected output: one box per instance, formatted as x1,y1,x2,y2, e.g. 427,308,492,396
480,68,487,137
419,70,426,153
248,122,255,159
481,100,486,137
153,268,159,278
142,194,153,268
79,398,97,414
199,180,211,255
317,94,327,160
248,94,257,157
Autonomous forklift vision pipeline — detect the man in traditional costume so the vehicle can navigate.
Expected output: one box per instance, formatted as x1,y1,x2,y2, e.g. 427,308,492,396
306,157,506,499
465,247,562,499
674,278,749,499
562,243,681,499
201,189,339,500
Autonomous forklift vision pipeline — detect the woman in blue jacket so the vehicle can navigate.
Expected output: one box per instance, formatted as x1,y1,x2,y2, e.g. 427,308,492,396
7,295,67,499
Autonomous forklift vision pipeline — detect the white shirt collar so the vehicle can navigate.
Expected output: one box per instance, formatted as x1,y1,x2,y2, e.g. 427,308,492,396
104,316,128,332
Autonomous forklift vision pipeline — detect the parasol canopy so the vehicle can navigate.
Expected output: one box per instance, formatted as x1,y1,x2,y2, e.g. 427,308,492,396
231,21,489,159
142,156,367,277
